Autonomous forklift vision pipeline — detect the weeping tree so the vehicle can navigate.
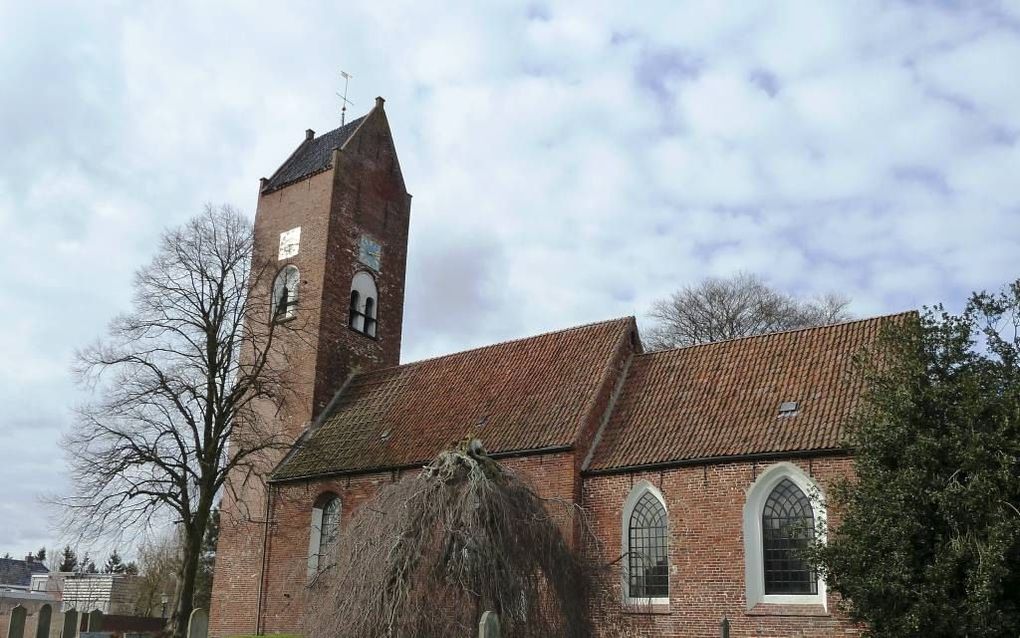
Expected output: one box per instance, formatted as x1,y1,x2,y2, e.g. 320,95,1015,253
60,204,308,638
305,439,619,638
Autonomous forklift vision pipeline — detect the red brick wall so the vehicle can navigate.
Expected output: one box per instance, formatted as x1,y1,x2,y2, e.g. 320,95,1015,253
315,103,410,417
583,456,861,637
210,102,411,638
220,449,860,638
211,165,338,638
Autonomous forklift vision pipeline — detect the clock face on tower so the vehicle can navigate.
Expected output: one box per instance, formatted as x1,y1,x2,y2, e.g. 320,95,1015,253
358,234,382,271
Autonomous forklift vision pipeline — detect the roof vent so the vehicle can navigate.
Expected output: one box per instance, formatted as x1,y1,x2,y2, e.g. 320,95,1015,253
778,401,799,417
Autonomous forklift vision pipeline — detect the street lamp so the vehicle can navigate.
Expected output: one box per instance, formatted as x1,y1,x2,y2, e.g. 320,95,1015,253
160,593,169,619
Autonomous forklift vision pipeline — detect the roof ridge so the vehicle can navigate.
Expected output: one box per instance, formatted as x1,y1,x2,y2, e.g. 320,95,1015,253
317,114,366,140
352,316,635,379
262,112,371,193
640,310,917,357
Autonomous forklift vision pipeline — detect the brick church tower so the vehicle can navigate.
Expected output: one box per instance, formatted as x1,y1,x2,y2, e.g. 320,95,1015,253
210,98,411,637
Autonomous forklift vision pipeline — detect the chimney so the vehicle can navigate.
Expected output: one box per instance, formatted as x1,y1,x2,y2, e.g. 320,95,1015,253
375,96,385,109
305,129,315,141
25,554,33,564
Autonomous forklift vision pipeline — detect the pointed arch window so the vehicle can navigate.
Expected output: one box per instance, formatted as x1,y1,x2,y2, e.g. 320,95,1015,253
762,478,816,594
743,463,827,609
272,265,300,321
308,493,341,577
348,271,378,337
623,483,669,602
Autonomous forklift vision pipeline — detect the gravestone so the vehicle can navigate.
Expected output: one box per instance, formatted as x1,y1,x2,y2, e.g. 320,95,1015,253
478,611,500,638
61,609,78,638
8,605,27,638
85,611,102,633
36,604,52,638
187,608,208,638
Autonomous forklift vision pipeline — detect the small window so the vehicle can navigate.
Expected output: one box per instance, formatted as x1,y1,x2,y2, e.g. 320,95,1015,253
762,479,816,594
272,265,300,320
624,485,669,602
308,494,341,577
318,497,341,559
348,271,378,337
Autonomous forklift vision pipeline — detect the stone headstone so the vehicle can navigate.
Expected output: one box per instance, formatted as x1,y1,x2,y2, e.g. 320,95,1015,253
35,604,52,638
85,611,102,633
61,609,78,638
8,605,27,638
478,611,500,638
187,608,209,638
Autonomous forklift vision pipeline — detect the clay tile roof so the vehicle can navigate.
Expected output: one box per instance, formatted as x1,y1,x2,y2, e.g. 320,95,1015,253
586,312,914,473
262,115,367,193
273,317,634,481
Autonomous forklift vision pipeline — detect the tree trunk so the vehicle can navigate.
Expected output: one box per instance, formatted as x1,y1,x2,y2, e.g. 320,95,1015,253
173,509,208,638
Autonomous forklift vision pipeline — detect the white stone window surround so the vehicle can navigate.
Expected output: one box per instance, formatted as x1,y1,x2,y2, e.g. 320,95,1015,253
307,493,341,578
621,480,670,606
743,462,827,610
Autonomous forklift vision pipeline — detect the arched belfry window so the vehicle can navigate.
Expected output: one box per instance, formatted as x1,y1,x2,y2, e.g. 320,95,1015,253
622,482,669,602
743,463,826,609
272,265,299,321
348,271,378,337
308,493,341,577
762,478,817,594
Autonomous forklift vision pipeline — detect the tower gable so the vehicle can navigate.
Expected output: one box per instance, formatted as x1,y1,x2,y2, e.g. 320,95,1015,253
210,98,410,638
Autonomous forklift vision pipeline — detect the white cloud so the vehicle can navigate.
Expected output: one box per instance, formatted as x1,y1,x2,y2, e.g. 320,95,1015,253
2,0,1019,558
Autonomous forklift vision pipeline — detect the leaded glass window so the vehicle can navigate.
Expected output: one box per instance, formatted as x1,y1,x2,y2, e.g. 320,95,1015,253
318,496,341,560
627,491,669,599
762,478,816,594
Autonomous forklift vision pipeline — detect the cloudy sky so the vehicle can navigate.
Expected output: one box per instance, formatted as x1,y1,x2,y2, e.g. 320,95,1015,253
2,0,1019,559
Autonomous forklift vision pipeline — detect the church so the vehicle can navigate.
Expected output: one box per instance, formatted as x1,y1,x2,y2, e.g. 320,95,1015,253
209,97,905,637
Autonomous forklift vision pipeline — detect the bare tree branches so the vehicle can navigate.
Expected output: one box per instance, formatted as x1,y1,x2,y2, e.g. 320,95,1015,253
645,272,851,350
59,204,308,638
305,441,620,638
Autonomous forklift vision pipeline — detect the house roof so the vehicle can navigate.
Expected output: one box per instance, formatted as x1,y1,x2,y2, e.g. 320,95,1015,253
0,558,48,588
262,116,367,193
273,318,634,481
586,313,913,473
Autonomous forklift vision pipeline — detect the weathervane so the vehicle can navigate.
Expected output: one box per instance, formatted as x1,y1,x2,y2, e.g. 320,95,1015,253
338,70,354,125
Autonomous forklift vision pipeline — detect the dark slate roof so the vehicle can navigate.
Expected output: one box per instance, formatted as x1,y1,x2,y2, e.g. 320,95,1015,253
262,116,367,193
586,313,914,472
273,318,633,480
0,558,48,587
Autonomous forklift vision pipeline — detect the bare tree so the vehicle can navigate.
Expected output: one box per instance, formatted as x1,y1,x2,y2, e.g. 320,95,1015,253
645,272,851,350
133,533,182,618
60,204,306,638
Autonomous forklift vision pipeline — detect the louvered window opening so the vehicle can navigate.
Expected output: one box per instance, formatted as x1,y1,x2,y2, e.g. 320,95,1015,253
628,492,669,598
272,265,299,321
762,478,817,594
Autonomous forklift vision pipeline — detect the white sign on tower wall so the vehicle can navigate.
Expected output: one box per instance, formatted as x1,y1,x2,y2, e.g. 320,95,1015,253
279,227,301,260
